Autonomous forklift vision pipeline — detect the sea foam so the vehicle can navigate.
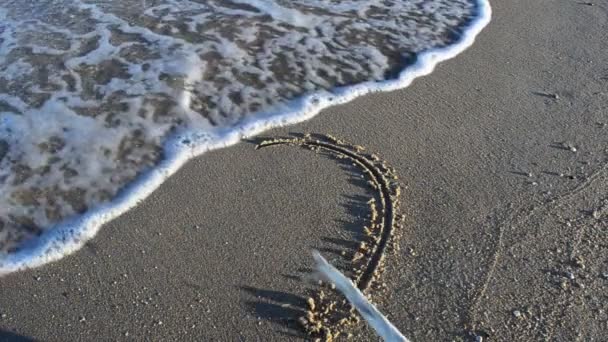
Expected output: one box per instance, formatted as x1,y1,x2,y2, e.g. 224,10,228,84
0,0,491,275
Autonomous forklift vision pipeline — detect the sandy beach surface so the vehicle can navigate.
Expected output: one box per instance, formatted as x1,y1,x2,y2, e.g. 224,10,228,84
1,0,607,340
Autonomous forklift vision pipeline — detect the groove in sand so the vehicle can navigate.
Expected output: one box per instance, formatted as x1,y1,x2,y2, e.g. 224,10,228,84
256,134,403,340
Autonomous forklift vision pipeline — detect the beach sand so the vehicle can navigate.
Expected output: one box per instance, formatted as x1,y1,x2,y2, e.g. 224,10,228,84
1,0,607,340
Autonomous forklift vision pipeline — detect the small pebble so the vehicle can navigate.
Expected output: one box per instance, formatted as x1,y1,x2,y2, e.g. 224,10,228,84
572,256,585,269
307,297,316,311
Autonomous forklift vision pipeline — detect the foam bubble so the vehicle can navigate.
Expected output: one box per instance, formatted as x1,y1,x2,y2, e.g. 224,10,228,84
0,0,491,274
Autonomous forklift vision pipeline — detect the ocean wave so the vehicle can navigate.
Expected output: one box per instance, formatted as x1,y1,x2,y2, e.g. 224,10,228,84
0,0,491,274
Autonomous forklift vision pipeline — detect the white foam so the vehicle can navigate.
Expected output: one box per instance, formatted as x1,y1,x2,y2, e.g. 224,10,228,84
0,0,491,275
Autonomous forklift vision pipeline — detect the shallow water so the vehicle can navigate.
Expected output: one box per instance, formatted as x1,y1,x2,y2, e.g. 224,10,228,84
0,0,488,270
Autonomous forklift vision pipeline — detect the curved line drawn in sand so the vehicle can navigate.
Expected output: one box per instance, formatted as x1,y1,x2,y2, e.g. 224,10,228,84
256,134,405,340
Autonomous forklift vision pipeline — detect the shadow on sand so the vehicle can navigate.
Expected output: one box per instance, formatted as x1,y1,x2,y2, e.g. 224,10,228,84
0,329,37,342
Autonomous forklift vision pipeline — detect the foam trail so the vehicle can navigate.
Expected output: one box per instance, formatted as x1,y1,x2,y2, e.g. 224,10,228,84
0,0,491,274
313,251,410,342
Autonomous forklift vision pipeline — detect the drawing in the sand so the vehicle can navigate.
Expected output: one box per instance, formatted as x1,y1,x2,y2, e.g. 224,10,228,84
314,251,409,342
256,134,405,340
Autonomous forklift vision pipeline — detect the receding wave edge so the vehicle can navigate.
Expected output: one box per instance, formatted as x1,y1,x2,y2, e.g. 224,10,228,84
0,0,492,276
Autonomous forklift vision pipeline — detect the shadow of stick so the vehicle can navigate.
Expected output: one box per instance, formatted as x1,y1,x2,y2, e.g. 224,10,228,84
241,286,307,338
0,329,37,342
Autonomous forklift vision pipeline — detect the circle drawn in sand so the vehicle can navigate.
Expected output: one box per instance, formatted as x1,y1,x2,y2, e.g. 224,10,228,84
256,134,404,339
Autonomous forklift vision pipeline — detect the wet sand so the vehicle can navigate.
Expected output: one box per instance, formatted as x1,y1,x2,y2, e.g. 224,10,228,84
1,0,607,340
